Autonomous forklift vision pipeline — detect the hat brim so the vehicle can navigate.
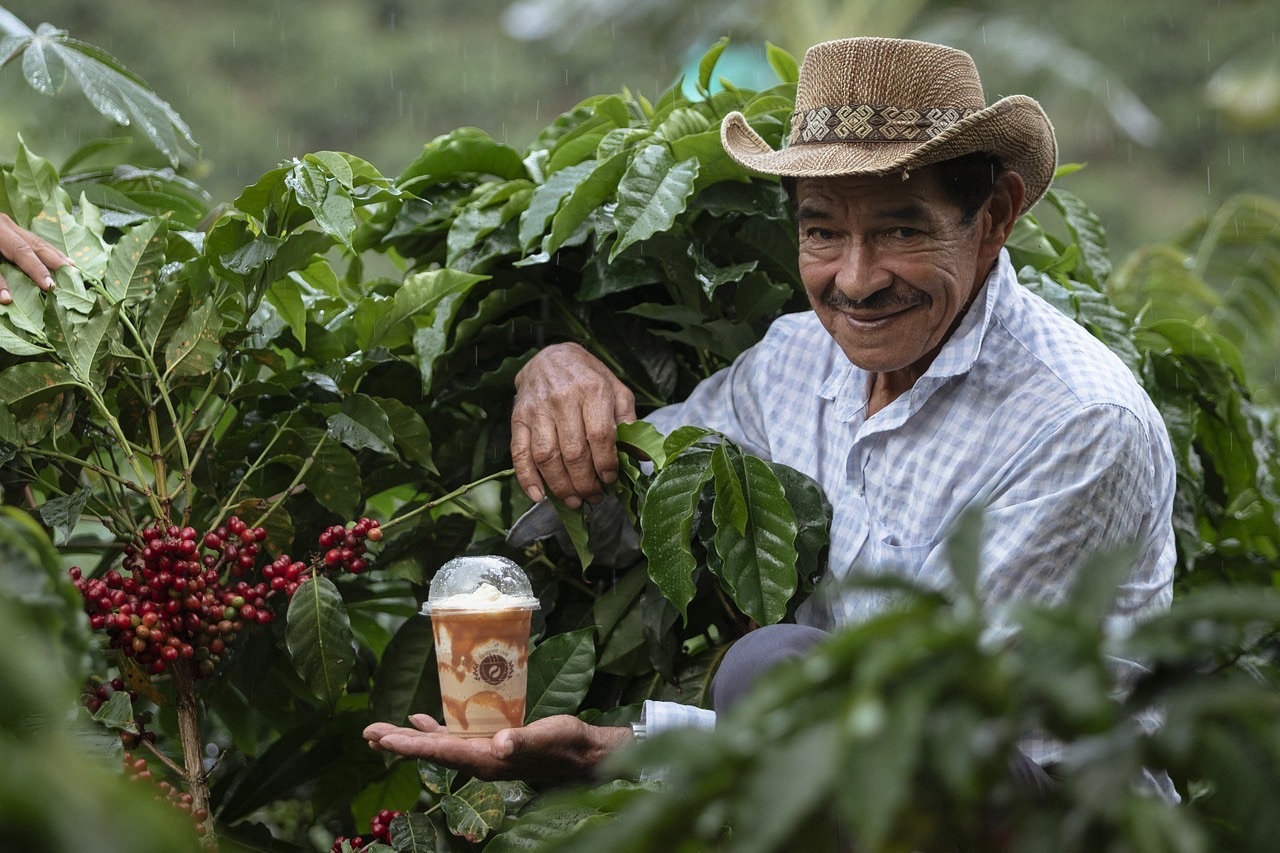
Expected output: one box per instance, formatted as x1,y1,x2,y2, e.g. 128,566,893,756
721,95,1056,214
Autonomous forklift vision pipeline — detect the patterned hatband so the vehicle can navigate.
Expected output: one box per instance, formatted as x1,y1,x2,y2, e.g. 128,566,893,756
794,105,980,144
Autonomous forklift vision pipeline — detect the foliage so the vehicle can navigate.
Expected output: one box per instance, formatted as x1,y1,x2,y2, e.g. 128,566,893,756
0,10,196,167
0,24,1277,853
0,510,203,852
540,530,1280,853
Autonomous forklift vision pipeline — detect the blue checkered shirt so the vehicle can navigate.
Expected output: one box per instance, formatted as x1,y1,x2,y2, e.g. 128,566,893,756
640,250,1177,779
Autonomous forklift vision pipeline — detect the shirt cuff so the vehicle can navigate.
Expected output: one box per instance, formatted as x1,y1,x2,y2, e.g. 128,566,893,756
641,699,716,735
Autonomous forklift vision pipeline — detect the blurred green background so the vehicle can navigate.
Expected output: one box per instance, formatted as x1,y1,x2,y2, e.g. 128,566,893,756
0,0,1277,258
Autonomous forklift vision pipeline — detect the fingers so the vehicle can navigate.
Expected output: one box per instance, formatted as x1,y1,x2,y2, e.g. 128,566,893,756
0,213,70,301
511,344,636,508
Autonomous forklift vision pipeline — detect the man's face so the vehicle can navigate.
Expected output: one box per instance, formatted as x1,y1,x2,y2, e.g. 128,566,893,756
795,169,995,379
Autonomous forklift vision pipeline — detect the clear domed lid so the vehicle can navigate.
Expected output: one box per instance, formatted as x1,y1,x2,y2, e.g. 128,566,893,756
422,555,539,613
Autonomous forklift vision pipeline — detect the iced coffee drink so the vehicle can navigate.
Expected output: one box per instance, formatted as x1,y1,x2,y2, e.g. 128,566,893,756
423,556,539,738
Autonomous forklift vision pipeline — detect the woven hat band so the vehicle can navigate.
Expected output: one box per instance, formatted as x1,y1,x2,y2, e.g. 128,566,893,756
794,105,982,144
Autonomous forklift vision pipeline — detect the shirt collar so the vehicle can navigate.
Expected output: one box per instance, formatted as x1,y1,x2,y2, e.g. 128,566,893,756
817,249,1014,422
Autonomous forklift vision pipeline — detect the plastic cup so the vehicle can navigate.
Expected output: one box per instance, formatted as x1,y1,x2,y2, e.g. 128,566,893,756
422,556,540,738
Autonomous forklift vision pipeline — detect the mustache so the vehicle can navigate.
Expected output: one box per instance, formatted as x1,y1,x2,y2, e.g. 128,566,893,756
823,288,928,312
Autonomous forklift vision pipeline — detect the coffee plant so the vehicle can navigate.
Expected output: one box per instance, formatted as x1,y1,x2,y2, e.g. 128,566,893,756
0,17,1277,853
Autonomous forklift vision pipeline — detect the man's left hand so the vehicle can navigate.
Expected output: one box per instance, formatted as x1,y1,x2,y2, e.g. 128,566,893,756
0,213,70,304
363,714,632,784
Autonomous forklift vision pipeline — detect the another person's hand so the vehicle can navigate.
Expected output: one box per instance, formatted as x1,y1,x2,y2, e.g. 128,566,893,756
511,343,636,509
363,714,632,784
0,213,70,304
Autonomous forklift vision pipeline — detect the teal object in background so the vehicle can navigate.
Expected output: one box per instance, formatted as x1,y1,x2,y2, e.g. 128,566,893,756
680,42,780,100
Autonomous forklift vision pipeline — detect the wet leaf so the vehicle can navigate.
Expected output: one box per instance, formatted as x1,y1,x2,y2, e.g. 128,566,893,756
610,146,699,261
526,627,596,721
390,812,438,853
162,299,221,378
441,778,504,843
102,216,167,305
285,576,354,707
639,450,713,620
327,393,397,456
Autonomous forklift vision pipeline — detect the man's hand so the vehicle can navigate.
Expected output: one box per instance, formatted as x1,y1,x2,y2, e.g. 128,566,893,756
0,213,70,304
363,714,632,784
511,343,636,509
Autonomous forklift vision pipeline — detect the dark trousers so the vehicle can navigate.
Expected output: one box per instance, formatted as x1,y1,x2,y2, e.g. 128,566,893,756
710,623,1057,797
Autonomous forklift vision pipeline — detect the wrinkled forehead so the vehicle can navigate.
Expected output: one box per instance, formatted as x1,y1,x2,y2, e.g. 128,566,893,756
794,169,948,215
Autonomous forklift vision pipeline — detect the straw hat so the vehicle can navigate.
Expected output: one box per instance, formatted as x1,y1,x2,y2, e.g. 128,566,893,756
721,37,1057,213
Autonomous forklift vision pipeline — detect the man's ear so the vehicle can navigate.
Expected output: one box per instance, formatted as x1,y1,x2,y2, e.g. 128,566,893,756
979,170,1026,259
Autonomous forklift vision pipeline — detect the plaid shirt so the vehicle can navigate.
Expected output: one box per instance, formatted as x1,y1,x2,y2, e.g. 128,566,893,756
641,250,1176,778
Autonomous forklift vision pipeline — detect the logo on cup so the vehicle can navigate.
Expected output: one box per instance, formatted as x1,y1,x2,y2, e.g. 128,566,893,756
474,653,514,685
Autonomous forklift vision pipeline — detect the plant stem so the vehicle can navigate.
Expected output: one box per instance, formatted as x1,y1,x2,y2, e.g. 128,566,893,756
119,312,196,514
82,385,165,519
171,661,216,849
381,468,517,532
248,424,319,531
32,448,148,492
210,411,295,531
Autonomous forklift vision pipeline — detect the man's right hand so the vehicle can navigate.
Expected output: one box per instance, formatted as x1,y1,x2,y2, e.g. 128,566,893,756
0,213,69,304
511,343,636,509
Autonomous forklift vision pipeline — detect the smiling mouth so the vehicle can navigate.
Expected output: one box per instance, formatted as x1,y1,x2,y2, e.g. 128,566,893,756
840,303,922,325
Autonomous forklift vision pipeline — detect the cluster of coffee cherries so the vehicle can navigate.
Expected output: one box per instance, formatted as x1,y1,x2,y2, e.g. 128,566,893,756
71,516,386,682
69,519,272,679
123,752,210,836
331,809,402,852
319,517,382,574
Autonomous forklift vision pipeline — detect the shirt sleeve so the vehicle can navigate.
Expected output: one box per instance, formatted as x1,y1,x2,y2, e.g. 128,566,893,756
641,699,716,735
969,401,1173,621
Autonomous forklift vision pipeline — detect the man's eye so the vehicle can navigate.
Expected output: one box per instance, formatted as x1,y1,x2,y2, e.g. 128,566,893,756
888,227,920,239
806,227,837,241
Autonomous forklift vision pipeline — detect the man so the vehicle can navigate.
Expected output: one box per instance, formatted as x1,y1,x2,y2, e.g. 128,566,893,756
0,212,66,303
364,37,1175,793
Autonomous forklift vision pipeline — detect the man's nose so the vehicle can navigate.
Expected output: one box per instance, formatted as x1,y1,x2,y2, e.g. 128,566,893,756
832,241,892,300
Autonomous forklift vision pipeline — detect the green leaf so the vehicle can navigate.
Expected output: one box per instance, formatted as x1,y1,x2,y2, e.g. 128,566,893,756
34,33,197,166
0,362,78,408
711,453,798,626
37,486,91,546
285,576,355,707
162,299,221,378
525,627,596,721
640,450,714,620
545,151,629,256
101,216,166,305
302,436,363,519
551,498,594,572
663,425,715,460
374,396,437,474
710,443,748,536
0,266,49,338
91,690,137,732
441,778,504,843
266,276,307,348
481,805,610,853
1048,188,1112,287
352,760,421,830
765,42,800,84
327,393,397,456
49,300,116,387
390,812,438,853
33,193,108,280
519,160,597,252
287,160,356,249
363,268,488,350
398,128,527,189
617,420,667,469
418,760,457,795
697,37,731,94
370,616,439,726
610,146,699,261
